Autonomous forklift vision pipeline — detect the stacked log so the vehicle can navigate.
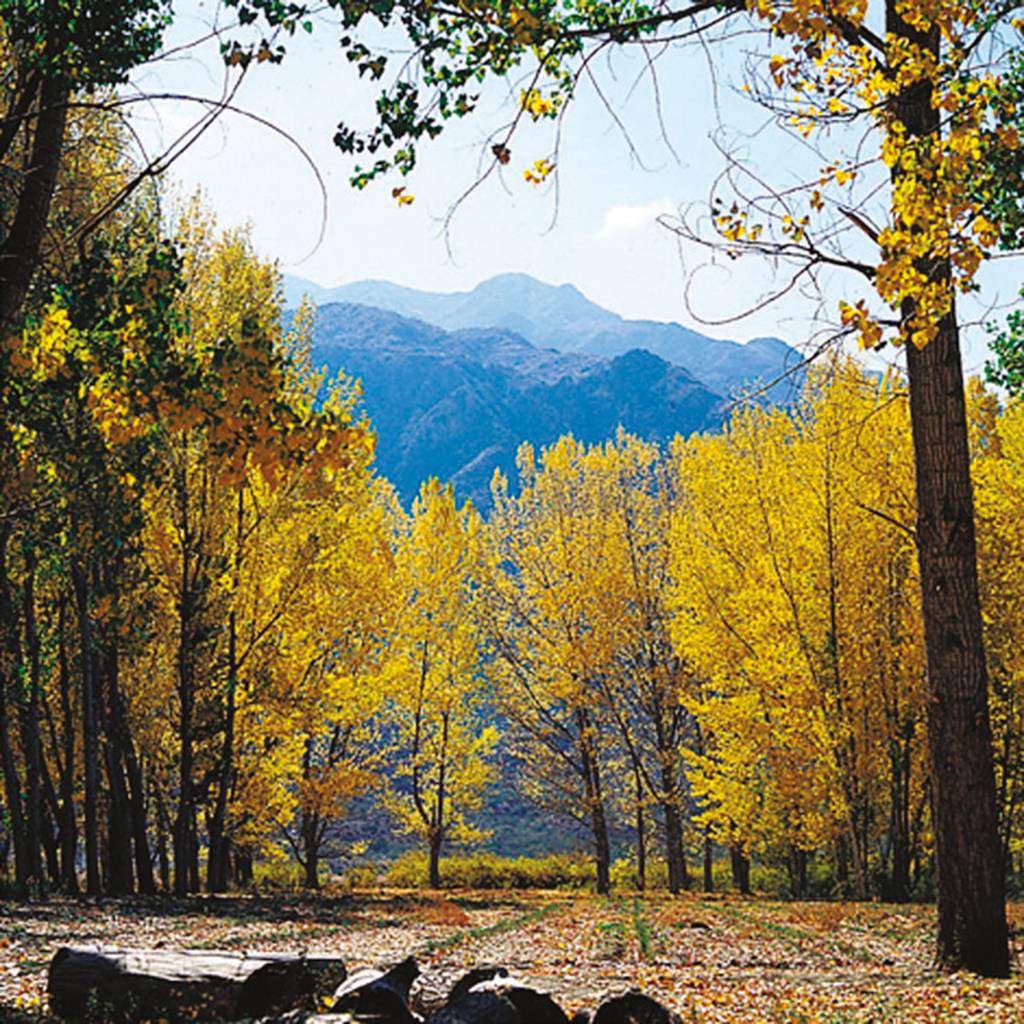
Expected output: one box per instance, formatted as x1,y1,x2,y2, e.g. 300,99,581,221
47,947,346,1022
46,949,683,1023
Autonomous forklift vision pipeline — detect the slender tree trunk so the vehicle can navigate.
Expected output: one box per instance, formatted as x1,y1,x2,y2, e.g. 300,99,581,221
234,846,253,887
56,597,79,894
20,555,45,893
577,708,611,894
40,801,60,886
428,830,442,890
208,489,243,895
174,535,196,897
71,560,101,895
297,739,319,890
633,766,646,892
889,5,1009,977
663,800,688,895
888,730,913,901
206,624,236,893
102,647,134,895
0,683,29,892
174,681,195,897
0,525,29,892
788,847,808,898
846,816,867,902
123,735,154,895
302,821,320,890
102,627,154,895
155,791,171,892
702,831,713,893
730,845,750,895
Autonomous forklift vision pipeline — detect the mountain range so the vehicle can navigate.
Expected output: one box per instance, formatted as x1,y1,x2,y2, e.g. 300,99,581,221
285,273,806,506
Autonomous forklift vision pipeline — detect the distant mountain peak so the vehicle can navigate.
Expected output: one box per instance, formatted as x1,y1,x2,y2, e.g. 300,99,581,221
283,271,804,406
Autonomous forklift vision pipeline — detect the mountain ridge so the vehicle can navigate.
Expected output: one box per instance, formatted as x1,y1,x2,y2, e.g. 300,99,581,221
306,301,724,506
286,271,805,405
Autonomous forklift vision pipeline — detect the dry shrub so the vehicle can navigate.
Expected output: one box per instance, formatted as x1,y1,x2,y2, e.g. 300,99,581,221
415,897,471,927
788,902,849,933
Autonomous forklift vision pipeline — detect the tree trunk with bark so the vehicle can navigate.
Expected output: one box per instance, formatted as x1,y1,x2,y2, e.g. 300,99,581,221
633,766,646,892
577,708,611,895
730,846,750,895
19,554,45,893
71,559,102,895
428,830,443,890
889,4,1009,976
0,76,70,331
56,598,79,893
904,321,1009,973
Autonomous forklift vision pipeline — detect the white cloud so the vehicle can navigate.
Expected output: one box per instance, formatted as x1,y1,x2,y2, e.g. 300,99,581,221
596,199,675,239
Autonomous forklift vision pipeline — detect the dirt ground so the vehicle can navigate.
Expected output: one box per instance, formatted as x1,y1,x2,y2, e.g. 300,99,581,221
2,890,1023,1022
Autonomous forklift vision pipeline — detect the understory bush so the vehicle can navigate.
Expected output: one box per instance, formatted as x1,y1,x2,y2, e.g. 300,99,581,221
384,850,595,889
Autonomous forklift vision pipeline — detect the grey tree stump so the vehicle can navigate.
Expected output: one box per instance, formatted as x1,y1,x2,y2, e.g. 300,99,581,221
47,946,346,1022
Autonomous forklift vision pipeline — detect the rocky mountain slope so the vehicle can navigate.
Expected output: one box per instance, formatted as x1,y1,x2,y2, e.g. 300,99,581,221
307,302,725,506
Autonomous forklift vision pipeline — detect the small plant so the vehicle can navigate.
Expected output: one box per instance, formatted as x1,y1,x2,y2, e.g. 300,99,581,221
631,898,655,959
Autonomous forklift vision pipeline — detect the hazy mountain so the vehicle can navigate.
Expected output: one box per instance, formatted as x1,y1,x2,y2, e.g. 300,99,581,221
287,272,805,404
307,302,724,506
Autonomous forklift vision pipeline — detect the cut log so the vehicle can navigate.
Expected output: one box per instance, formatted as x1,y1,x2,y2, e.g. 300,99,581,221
426,991,519,1024
444,967,509,1007
330,957,421,1023
462,977,570,1024
592,991,680,1024
47,946,346,1022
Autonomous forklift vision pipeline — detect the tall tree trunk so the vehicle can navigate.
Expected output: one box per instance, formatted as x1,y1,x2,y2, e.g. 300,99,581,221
0,76,70,331
0,681,28,891
103,649,134,895
905,320,1008,972
173,681,195,897
56,597,79,894
20,554,44,892
122,732,154,895
888,729,913,901
71,560,101,895
206,691,235,894
0,525,29,891
890,5,1009,977
174,527,197,898
208,490,242,895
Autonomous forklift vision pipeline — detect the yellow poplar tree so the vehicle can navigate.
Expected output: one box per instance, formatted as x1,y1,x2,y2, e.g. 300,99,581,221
484,437,628,894
385,478,497,889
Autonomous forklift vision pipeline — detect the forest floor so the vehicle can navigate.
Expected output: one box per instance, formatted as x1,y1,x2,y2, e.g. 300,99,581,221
1,890,1023,1022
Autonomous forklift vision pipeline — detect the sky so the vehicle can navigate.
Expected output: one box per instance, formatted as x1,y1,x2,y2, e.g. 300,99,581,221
126,0,1023,376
